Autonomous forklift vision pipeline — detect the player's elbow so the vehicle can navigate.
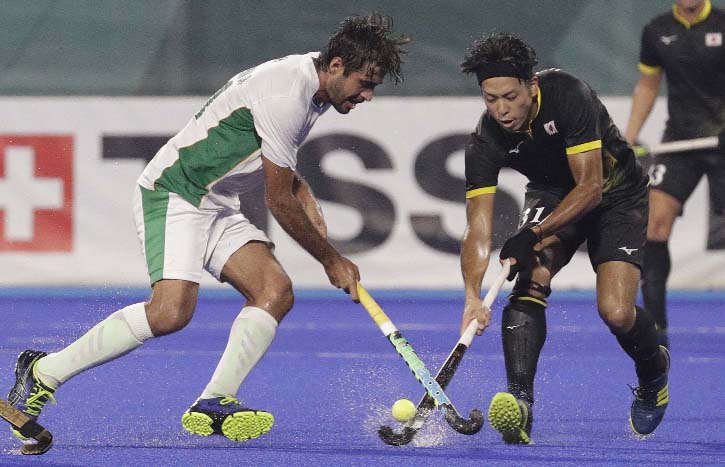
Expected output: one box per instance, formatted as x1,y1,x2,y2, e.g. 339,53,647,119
588,185,603,208
265,193,294,215
578,181,603,209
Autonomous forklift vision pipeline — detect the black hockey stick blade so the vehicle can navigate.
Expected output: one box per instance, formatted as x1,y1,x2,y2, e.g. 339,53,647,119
442,404,485,435
0,399,53,455
378,425,417,446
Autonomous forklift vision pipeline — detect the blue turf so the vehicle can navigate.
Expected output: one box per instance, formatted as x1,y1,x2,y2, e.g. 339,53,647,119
1,289,724,466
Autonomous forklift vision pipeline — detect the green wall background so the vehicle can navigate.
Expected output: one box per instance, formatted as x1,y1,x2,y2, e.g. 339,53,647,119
0,1,706,96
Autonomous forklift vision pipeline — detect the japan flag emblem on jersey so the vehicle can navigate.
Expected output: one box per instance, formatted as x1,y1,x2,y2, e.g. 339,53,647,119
706,32,722,47
543,120,558,135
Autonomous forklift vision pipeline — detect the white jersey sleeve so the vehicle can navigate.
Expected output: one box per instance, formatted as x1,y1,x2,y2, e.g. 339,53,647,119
251,96,308,169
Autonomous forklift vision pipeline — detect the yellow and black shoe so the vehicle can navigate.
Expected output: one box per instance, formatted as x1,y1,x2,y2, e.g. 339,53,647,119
181,397,274,442
488,392,532,444
7,350,56,443
630,345,670,435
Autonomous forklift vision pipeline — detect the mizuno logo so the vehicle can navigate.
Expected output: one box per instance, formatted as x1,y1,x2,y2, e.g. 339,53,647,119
618,246,638,255
660,35,677,45
509,141,524,154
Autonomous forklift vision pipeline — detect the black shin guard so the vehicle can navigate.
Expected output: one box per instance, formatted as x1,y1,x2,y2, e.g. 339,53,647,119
615,306,663,382
502,298,547,405
641,241,671,330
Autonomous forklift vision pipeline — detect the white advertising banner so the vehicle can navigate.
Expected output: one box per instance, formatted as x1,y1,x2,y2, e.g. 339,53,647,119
0,96,722,289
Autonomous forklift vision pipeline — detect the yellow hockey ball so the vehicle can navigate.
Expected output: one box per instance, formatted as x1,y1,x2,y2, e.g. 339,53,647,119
391,399,416,422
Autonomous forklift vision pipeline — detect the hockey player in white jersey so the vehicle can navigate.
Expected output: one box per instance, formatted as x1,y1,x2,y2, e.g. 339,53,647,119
7,13,409,446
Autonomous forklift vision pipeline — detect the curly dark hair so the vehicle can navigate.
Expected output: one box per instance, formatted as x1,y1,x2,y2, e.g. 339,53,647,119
461,32,538,81
318,13,411,83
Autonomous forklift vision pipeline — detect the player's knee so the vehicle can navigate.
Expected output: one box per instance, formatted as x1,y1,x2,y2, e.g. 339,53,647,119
146,300,195,336
646,221,672,242
598,303,634,334
254,275,294,319
269,282,294,315
647,206,676,241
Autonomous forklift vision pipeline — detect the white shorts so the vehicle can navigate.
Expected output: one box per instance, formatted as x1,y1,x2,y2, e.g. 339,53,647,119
132,185,272,285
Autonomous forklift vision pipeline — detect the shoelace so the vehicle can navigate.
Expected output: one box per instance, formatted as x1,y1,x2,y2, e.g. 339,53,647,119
219,397,243,407
628,384,657,405
25,386,56,417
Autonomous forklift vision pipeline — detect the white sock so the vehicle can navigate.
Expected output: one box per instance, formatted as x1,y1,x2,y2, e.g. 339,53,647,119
35,303,154,389
199,306,278,400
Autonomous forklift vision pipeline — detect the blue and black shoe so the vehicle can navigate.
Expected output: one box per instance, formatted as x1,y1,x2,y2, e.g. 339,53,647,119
181,397,274,441
7,350,56,442
630,345,670,435
488,392,533,444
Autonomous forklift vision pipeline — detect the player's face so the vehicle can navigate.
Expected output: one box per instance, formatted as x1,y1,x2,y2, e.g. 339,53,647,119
481,77,538,133
326,60,384,114
676,0,705,12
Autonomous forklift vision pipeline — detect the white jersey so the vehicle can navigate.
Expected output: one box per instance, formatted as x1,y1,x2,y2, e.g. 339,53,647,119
137,52,329,210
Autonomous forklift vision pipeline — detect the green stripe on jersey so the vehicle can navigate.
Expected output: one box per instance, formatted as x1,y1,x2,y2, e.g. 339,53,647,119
155,108,262,207
140,187,169,284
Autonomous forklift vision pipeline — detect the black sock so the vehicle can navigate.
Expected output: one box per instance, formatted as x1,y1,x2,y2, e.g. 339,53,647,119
502,298,547,405
615,306,663,382
641,241,670,330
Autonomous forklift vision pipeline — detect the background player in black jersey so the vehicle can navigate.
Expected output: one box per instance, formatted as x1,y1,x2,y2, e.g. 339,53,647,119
458,32,670,443
624,0,725,350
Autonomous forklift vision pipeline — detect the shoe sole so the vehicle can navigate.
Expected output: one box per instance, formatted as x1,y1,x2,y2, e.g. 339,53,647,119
222,411,274,441
181,412,216,437
182,410,274,441
488,392,531,444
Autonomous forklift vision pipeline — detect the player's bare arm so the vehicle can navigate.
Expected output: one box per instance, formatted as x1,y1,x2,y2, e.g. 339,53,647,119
263,156,360,300
292,172,327,238
533,148,604,241
625,71,662,144
460,193,495,336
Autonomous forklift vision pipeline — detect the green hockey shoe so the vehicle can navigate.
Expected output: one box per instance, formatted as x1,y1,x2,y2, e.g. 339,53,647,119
182,397,274,441
488,392,532,444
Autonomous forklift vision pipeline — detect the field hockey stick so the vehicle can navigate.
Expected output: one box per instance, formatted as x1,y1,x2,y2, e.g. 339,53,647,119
634,131,724,157
357,284,484,435
0,399,53,455
378,260,511,446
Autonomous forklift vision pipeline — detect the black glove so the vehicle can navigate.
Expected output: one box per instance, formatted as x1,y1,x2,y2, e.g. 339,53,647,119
499,228,539,281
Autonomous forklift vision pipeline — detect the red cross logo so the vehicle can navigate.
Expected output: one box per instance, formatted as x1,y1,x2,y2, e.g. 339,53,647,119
0,136,73,251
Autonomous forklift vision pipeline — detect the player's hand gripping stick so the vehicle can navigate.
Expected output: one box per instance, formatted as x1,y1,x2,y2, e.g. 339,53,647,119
377,260,511,445
357,284,484,436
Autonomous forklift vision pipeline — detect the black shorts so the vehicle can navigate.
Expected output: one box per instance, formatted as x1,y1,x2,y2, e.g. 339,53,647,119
646,149,725,215
518,186,648,271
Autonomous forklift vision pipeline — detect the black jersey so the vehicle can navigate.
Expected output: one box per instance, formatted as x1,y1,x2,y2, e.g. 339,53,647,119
640,3,725,141
465,69,647,200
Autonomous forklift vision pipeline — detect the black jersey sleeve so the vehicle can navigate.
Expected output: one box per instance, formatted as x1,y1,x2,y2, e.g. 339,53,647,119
639,23,662,69
464,132,502,198
561,79,603,155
